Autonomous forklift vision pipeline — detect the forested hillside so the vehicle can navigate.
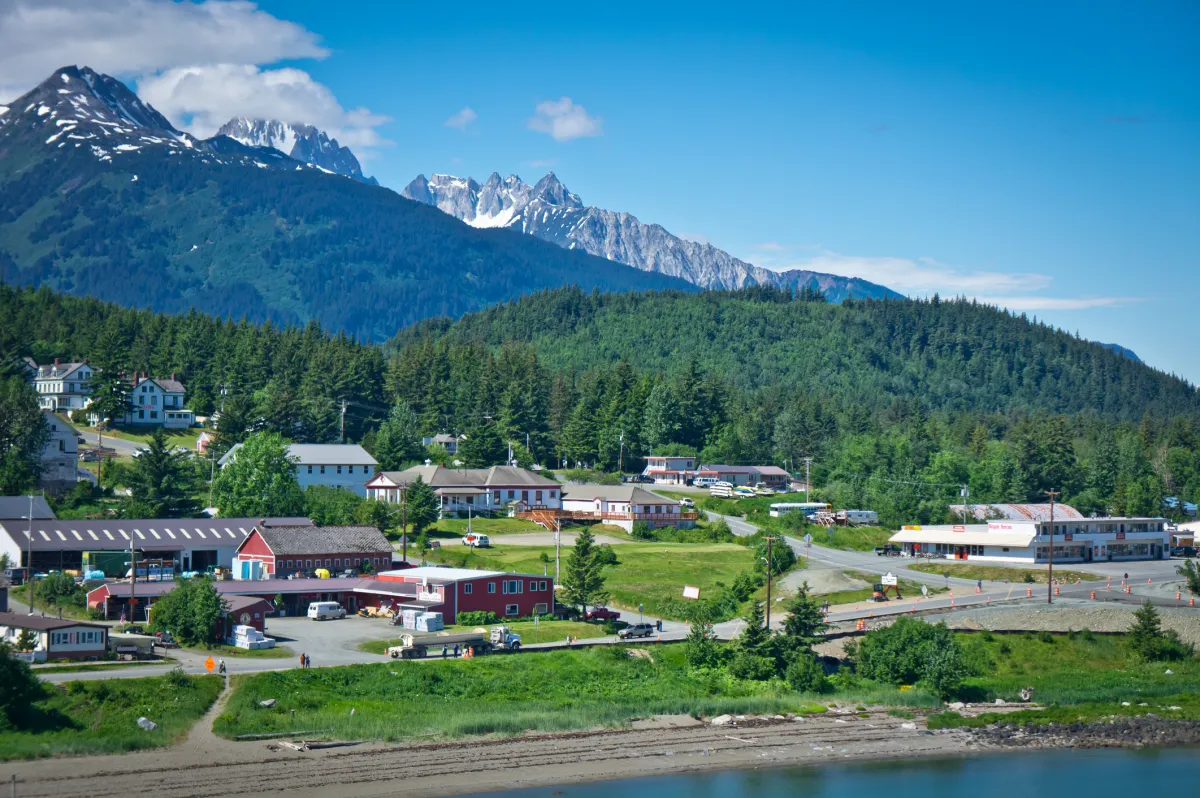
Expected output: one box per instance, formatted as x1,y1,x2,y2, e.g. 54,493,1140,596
394,286,1199,419
4,284,1198,525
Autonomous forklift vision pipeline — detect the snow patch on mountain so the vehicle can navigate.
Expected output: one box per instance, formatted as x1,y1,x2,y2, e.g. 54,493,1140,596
216,117,377,184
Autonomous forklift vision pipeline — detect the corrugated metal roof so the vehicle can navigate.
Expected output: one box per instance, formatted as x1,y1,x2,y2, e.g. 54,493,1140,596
1,517,311,552
949,503,1085,522
561,484,678,505
0,496,55,521
372,465,558,489
253,525,391,556
219,443,377,467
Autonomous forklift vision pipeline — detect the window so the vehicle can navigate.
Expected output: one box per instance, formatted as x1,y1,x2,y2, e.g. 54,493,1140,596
463,583,473,594
334,559,341,568
533,603,548,615
139,409,145,419
488,582,496,594
354,558,360,566
325,559,331,567
307,465,313,474
505,604,519,616
522,491,529,502
550,490,556,499
306,559,313,569
150,411,157,419
59,440,65,451
285,560,293,569
502,579,523,594
320,465,326,474
535,491,542,502
337,466,342,474
493,491,501,504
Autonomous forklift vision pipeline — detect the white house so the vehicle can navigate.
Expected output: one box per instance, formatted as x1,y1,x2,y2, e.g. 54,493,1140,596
642,455,696,485
559,484,696,532
38,411,79,495
33,359,93,414
220,443,378,497
889,504,1170,564
421,433,461,454
365,465,561,516
0,612,109,662
123,375,195,428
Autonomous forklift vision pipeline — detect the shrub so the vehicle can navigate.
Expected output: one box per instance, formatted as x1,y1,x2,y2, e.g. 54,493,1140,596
1080,628,1095,642
856,617,966,698
1127,602,1194,661
631,521,654,540
785,653,830,693
729,652,777,681
456,611,499,626
1037,631,1055,644
594,545,618,566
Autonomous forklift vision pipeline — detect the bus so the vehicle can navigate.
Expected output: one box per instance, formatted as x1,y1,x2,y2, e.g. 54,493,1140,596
769,502,832,518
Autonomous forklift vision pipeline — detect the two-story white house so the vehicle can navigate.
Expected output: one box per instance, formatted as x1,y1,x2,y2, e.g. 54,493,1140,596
39,411,80,495
219,443,378,497
124,375,195,428
33,359,94,414
642,455,697,485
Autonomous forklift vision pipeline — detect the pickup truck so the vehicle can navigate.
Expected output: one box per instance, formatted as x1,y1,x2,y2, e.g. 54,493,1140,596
874,545,902,557
585,607,621,622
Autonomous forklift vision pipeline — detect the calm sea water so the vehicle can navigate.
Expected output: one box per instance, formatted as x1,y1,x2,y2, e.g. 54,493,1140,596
479,748,1200,798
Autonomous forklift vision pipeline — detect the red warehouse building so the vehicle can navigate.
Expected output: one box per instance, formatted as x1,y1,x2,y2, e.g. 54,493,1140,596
371,566,554,622
233,525,393,580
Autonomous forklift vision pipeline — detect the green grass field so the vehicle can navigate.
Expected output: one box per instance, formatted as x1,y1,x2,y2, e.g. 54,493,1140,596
213,644,830,743
425,540,757,620
0,673,222,760
8,584,94,621
355,620,608,655
428,517,548,539
907,562,1103,583
88,425,203,449
30,660,173,674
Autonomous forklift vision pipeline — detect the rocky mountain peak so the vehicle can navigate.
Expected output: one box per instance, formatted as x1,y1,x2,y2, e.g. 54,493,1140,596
216,117,377,184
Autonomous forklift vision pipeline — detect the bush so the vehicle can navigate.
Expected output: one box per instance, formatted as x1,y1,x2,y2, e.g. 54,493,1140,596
856,618,966,698
456,611,499,626
1127,602,1194,662
594,545,618,566
1037,631,1055,644
785,653,830,693
729,652,777,681
631,521,653,540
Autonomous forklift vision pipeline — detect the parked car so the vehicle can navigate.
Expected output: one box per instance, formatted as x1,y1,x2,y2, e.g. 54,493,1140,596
1171,546,1197,558
585,607,621,622
122,625,145,635
874,544,902,557
462,533,491,548
618,622,655,640
678,497,695,508
307,601,347,620
733,486,756,497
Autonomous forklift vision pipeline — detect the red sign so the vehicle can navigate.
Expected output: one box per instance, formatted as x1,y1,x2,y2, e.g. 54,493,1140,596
1116,532,1125,540
1064,533,1073,541
953,525,965,533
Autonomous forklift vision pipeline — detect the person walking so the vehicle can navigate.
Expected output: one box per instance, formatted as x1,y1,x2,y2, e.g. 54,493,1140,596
218,659,226,676
453,644,459,658
305,653,312,668
299,652,306,669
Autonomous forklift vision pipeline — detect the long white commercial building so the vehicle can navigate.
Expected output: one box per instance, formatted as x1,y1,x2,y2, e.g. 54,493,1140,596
888,503,1169,564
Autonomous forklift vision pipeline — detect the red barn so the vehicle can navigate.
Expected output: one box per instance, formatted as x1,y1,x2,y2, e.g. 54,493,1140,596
233,525,392,580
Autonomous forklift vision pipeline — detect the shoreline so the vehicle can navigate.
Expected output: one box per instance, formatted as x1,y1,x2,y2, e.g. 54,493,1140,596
3,711,1199,797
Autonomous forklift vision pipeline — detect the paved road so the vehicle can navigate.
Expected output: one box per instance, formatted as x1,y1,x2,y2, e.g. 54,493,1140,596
77,428,146,456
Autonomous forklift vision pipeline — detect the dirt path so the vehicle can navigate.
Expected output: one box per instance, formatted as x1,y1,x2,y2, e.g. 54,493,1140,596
1,710,971,797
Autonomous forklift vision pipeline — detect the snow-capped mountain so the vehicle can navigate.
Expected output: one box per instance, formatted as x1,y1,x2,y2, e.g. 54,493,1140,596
402,172,903,300
217,118,377,184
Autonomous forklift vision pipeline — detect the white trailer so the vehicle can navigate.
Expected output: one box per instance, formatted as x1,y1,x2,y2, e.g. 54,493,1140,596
387,625,522,659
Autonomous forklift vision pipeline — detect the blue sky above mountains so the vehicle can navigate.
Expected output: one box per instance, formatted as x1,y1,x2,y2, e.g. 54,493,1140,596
2,0,1197,381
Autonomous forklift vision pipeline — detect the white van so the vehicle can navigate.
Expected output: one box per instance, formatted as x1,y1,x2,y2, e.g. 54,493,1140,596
693,476,717,488
307,601,346,621
462,533,491,548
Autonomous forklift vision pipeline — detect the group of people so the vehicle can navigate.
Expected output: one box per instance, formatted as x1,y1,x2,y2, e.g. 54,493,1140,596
298,652,312,668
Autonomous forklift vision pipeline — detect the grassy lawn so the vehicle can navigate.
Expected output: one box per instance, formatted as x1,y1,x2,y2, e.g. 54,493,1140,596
0,673,222,760
31,660,173,674
925,630,1200,727
90,425,202,449
213,644,829,743
185,643,295,659
907,562,1103,583
695,493,895,552
806,526,895,552
355,620,609,655
425,541,757,620
427,517,548,539
8,585,95,621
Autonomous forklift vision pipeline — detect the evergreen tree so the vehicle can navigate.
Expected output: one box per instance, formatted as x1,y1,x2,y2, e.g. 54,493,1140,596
210,432,304,518
124,429,200,518
559,527,609,614
374,401,422,470
0,377,49,494
459,421,507,468
404,476,439,533
87,370,133,428
778,583,827,656
684,601,719,669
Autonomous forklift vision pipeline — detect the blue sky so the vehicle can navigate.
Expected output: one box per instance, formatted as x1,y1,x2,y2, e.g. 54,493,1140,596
4,1,1198,381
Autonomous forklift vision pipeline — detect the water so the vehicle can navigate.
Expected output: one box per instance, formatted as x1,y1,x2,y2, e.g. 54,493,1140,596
479,748,1200,797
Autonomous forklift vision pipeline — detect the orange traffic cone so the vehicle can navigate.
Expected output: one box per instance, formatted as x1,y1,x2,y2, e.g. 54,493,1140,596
1091,591,1096,600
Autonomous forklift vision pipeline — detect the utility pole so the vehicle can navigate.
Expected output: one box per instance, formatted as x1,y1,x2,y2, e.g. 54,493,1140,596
401,485,408,565
1043,489,1060,604
339,399,348,443
555,518,561,585
25,494,34,615
129,537,137,625
802,457,813,502
618,432,624,479
961,484,971,525
764,536,776,630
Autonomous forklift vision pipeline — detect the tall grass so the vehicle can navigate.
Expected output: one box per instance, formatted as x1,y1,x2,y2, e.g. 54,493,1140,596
0,674,222,760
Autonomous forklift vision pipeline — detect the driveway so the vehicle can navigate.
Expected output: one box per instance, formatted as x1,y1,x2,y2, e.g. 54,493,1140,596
77,428,146,456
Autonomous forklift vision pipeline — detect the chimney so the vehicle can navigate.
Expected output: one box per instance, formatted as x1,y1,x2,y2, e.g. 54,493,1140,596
54,358,60,367
171,373,176,381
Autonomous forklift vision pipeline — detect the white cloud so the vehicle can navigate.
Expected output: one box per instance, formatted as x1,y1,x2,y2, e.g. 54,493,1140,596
444,107,477,130
528,97,603,142
753,246,1130,311
137,65,390,155
0,0,326,100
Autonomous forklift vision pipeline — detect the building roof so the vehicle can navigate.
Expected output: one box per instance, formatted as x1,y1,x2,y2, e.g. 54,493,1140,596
427,433,459,444
92,576,369,600
0,496,56,521
561,484,678,505
36,362,88,380
153,378,186,393
698,464,760,474
0,517,311,553
223,594,275,615
889,525,1038,547
251,525,391,557
753,465,791,477
357,578,419,597
948,503,1085,522
371,465,558,490
377,566,505,583
219,443,377,467
0,611,107,631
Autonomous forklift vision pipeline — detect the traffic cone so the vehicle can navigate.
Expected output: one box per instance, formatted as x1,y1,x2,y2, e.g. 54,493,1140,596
1054,586,1060,596
868,610,873,618
1191,597,1195,608
1091,591,1096,600
950,598,955,607
1147,578,1152,585
1106,583,1110,591
910,604,916,613
1026,587,1032,598
1178,591,1182,601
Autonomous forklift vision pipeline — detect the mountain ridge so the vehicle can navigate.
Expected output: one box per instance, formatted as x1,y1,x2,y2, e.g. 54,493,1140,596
216,117,377,184
402,171,904,302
